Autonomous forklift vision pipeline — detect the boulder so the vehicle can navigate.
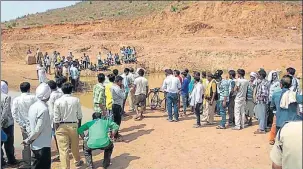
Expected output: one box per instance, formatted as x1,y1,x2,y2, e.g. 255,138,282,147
25,54,36,65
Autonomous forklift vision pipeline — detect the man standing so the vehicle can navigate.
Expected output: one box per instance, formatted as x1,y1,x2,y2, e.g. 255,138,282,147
1,81,18,166
162,69,181,122
12,82,37,168
105,74,115,119
245,72,257,126
93,73,106,115
22,83,52,169
254,69,270,134
232,69,249,130
133,69,148,120
270,121,302,169
227,70,236,126
201,73,217,125
45,55,51,74
110,76,125,141
181,71,190,115
267,71,280,128
270,75,303,133
190,76,204,128
70,61,80,92
286,67,299,92
216,72,230,129
47,80,63,162
54,82,83,169
128,68,136,113
121,68,131,115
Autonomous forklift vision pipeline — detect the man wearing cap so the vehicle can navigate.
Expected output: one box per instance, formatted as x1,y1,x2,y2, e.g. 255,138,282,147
22,83,52,169
245,72,257,126
54,82,83,169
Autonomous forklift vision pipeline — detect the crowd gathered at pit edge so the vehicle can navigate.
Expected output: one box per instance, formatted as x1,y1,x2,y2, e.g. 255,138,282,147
1,50,303,169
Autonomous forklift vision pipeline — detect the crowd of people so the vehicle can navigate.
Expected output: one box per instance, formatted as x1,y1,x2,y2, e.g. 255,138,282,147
0,66,148,169
1,64,302,169
32,46,138,89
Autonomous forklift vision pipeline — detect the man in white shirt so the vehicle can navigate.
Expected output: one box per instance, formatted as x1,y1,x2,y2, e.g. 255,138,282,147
133,69,148,120
190,76,204,128
54,82,83,169
121,68,131,116
70,61,80,92
47,80,63,162
162,69,181,122
12,82,37,168
233,69,249,130
128,68,136,112
22,83,52,169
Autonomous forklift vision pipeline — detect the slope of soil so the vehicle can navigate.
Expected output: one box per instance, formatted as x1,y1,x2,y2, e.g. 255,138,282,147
1,1,302,87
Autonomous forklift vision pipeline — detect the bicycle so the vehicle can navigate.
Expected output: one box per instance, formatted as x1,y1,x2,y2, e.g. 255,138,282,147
147,87,166,110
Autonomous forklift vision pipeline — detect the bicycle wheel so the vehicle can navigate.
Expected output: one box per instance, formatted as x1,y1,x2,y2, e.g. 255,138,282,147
150,93,159,110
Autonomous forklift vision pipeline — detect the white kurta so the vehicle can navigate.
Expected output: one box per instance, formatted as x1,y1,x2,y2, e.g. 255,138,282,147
37,65,48,83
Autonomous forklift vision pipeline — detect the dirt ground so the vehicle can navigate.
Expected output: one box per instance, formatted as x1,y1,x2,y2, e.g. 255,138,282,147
6,109,272,169
1,1,301,169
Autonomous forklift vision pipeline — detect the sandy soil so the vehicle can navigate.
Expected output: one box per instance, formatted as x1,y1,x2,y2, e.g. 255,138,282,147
1,1,301,169
6,108,272,169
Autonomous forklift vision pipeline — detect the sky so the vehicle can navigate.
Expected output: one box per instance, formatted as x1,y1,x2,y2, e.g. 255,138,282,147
1,1,80,22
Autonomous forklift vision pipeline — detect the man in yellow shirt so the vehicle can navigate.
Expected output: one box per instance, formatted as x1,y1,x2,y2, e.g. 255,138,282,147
105,74,115,119
201,72,218,124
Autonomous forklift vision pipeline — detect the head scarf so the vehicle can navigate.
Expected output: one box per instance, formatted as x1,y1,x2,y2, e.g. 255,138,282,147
268,70,279,82
36,83,51,101
1,81,8,94
250,72,257,78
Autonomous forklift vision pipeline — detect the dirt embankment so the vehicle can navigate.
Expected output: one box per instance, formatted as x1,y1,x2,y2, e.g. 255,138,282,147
1,2,302,85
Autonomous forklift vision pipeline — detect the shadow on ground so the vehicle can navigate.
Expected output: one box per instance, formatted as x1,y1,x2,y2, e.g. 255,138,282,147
94,153,140,169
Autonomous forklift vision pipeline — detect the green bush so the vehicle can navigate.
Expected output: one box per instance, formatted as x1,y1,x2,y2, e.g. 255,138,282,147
171,5,178,12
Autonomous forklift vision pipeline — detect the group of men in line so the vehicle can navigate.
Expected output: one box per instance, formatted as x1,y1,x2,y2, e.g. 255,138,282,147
0,66,148,169
161,67,302,134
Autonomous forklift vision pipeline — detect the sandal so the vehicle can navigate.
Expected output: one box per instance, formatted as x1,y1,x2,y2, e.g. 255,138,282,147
216,125,226,129
269,140,275,145
254,130,266,134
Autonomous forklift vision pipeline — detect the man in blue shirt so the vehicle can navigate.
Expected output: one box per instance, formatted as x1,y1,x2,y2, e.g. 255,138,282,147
271,75,303,132
181,72,190,115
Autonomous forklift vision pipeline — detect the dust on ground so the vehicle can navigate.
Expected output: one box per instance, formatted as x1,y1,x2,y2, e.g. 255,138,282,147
1,1,301,169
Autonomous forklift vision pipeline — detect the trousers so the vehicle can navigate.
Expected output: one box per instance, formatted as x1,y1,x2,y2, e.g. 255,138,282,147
194,103,202,125
83,142,114,169
56,123,81,169
166,93,179,120
228,95,236,124
201,100,216,123
112,104,122,138
234,99,246,129
1,125,16,164
22,131,31,168
32,147,51,169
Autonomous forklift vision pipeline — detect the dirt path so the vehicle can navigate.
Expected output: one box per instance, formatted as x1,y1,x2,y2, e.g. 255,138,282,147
6,109,272,169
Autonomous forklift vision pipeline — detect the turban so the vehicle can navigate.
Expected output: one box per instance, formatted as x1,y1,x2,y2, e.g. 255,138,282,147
1,81,8,94
36,83,51,100
250,72,257,78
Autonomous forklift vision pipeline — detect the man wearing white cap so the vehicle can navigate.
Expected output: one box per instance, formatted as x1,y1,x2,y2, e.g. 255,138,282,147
245,72,257,126
22,83,52,169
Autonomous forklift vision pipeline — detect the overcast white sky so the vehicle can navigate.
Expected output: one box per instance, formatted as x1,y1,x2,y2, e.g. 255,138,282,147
1,1,79,22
